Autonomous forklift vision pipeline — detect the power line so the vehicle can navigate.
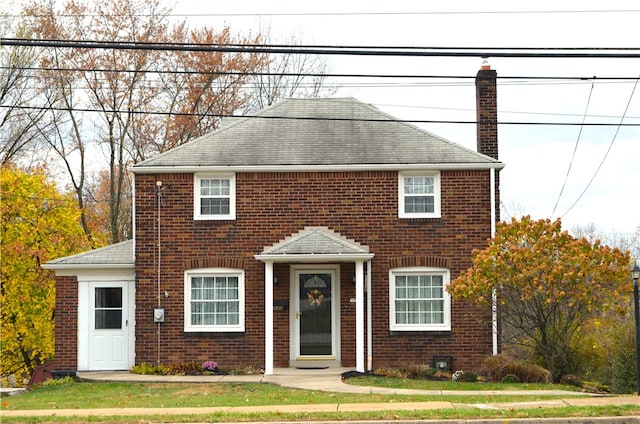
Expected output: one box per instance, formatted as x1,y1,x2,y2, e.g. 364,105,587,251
3,38,640,58
2,104,639,127
560,76,640,219
4,65,640,82
551,81,595,218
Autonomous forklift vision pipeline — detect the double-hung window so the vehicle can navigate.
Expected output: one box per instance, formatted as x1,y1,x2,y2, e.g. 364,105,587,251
194,174,235,220
389,268,451,331
184,269,244,332
398,172,441,218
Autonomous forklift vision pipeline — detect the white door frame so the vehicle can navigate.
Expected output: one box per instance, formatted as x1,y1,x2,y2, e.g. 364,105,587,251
289,265,341,367
77,272,135,371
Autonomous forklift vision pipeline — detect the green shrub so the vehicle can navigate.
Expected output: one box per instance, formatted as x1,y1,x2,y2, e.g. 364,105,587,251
501,373,520,383
458,371,478,382
41,376,76,386
131,362,170,375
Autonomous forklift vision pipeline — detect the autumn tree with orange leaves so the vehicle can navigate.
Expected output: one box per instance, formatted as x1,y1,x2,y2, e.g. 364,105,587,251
12,0,332,243
450,216,631,382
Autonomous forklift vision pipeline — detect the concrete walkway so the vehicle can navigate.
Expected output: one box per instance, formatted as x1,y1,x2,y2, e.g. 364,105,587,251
1,367,639,422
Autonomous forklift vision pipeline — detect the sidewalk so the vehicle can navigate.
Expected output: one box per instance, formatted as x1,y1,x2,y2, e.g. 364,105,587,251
1,367,639,421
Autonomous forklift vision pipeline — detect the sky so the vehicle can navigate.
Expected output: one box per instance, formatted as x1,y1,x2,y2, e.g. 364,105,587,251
167,0,640,235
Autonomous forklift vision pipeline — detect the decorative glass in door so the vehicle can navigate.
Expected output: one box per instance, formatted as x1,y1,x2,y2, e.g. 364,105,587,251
299,273,332,355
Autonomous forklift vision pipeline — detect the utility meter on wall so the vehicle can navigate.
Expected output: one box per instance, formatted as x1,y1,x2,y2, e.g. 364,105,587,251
154,308,165,323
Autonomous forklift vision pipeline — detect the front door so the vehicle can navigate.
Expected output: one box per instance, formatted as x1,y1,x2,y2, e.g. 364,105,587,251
88,283,129,370
292,266,340,365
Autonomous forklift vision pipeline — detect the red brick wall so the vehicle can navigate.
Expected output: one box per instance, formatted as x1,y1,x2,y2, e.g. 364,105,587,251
53,276,78,368
134,169,495,372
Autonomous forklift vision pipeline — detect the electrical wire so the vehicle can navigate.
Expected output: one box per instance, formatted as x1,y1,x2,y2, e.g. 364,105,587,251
3,38,640,58
2,104,639,126
560,76,640,219
550,81,595,218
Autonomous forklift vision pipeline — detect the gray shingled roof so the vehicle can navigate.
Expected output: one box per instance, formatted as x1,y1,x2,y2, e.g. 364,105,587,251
42,240,134,269
256,227,374,262
133,97,501,170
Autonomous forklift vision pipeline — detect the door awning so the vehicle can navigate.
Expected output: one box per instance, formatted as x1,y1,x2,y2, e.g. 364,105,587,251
254,226,374,263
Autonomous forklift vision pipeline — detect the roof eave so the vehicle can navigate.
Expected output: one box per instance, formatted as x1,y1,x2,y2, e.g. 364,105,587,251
255,253,375,263
132,162,505,174
42,263,135,271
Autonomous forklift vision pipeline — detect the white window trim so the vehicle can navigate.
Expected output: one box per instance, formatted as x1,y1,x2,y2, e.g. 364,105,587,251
389,267,451,332
184,268,245,332
398,171,441,218
194,173,236,220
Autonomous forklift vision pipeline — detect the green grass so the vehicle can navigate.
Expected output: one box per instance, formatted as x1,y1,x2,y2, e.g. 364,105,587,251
2,406,639,424
345,375,581,391
1,380,588,410
1,380,637,423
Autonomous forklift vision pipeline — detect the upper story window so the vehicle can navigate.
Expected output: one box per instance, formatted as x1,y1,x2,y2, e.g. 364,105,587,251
389,267,451,332
184,269,245,332
194,174,236,220
398,172,441,218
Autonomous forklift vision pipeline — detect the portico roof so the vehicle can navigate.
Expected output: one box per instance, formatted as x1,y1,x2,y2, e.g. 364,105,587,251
255,227,374,263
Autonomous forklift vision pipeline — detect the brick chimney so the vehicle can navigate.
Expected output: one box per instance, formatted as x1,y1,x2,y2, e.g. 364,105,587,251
475,60,498,160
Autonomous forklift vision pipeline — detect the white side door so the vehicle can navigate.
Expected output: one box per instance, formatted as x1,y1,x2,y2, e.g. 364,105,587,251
87,282,130,370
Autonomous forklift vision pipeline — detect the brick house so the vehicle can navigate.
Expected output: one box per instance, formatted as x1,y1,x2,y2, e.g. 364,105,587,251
44,65,502,375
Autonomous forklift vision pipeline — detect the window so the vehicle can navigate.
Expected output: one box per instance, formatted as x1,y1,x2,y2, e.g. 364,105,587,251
398,172,441,218
94,287,123,329
194,174,236,220
184,269,245,332
389,268,451,331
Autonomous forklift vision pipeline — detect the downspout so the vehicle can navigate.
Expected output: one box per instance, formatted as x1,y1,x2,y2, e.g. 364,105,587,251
264,261,274,375
355,261,365,373
156,180,162,366
490,168,498,355
366,259,372,371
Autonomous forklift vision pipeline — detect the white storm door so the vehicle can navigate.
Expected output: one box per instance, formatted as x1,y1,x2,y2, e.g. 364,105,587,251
88,282,129,370
293,267,339,359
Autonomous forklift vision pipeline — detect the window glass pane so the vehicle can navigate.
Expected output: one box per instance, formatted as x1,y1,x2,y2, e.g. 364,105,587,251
190,275,240,328
95,288,122,308
394,274,445,327
201,198,230,215
200,179,229,196
94,287,123,329
404,196,434,213
404,177,434,194
95,310,122,329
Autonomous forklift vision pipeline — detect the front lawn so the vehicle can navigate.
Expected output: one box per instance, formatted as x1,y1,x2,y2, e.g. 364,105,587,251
344,375,581,392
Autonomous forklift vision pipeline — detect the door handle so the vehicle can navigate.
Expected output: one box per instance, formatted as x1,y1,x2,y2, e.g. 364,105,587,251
295,311,302,319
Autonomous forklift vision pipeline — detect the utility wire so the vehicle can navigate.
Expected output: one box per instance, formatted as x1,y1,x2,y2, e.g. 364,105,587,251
2,104,639,126
551,81,595,217
3,38,640,58
560,76,640,219
4,65,640,82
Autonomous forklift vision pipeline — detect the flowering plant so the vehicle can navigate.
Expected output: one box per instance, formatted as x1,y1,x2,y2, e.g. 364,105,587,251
451,370,465,381
202,360,218,372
